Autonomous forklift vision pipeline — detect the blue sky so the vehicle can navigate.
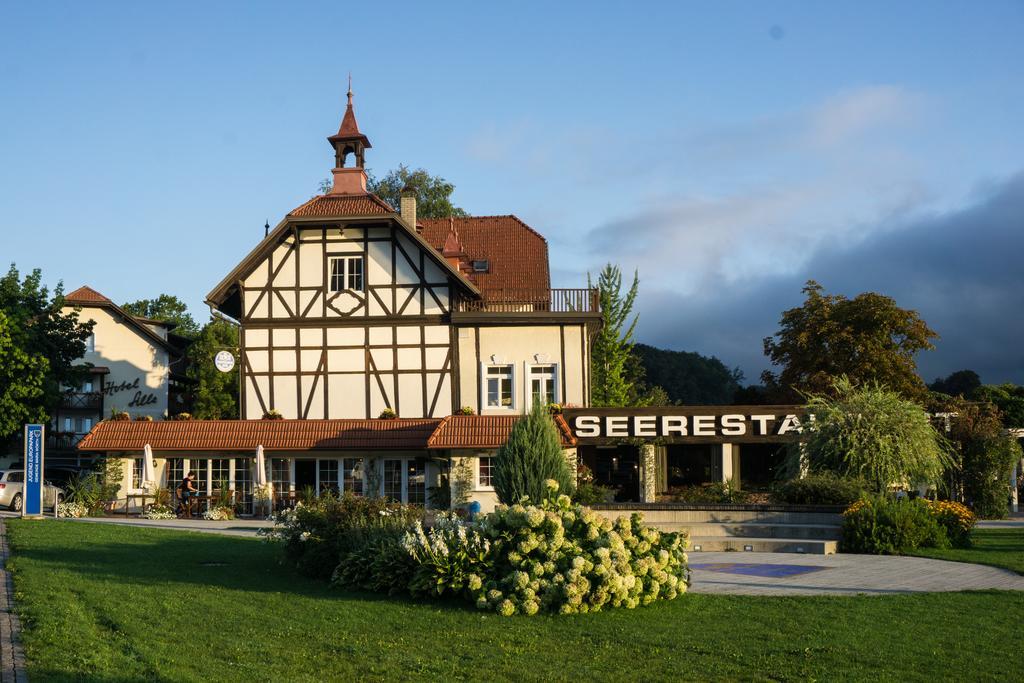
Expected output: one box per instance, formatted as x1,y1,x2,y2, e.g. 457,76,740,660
3,2,1023,383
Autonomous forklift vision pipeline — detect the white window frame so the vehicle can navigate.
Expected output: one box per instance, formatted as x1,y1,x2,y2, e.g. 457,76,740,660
329,256,365,293
85,333,95,353
476,455,495,491
524,362,559,408
481,363,516,412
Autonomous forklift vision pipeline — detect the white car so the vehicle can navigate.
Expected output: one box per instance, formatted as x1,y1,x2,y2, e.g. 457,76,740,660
0,470,62,512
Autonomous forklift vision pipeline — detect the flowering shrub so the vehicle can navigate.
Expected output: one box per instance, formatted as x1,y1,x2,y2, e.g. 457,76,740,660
203,506,235,521
144,504,176,520
923,499,976,548
329,482,690,616
261,493,424,579
841,497,950,554
57,502,88,518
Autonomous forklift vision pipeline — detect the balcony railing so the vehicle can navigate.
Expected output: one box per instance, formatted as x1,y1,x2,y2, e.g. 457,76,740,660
47,433,85,451
456,288,600,314
61,392,103,410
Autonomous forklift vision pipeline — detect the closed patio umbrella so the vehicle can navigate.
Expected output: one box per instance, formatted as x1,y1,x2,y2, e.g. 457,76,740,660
255,445,267,488
143,444,156,489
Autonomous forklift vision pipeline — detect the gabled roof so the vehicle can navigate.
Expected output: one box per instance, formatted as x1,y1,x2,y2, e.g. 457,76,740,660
419,216,551,295
206,193,481,316
65,286,112,304
288,193,394,218
63,286,180,357
427,414,576,449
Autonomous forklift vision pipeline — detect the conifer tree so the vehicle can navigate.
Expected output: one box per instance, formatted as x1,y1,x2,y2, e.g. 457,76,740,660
589,264,640,407
493,403,575,505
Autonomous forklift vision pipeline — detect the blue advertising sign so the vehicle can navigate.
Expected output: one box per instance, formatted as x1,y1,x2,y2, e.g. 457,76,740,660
23,424,44,517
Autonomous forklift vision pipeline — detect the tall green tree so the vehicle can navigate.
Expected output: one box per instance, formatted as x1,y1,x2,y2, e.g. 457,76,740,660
762,281,937,403
369,165,467,218
122,294,200,337
941,398,1022,519
795,377,951,492
493,403,574,505
320,165,468,218
0,265,93,444
186,318,239,419
589,264,641,407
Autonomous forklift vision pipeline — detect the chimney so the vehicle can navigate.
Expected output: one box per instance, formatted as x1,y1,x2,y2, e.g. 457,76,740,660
331,167,367,194
400,186,417,231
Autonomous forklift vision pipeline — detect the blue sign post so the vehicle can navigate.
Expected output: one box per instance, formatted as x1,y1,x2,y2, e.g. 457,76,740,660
23,424,44,517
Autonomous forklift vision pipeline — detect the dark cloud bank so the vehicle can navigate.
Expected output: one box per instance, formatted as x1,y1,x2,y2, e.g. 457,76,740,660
631,172,1024,386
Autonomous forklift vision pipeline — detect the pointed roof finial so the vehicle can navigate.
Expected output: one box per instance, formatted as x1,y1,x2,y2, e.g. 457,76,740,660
347,72,353,105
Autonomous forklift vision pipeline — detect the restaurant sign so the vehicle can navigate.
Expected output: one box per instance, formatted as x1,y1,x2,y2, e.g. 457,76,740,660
563,406,808,444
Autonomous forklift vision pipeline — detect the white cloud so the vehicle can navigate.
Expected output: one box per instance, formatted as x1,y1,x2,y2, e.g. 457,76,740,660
808,85,919,148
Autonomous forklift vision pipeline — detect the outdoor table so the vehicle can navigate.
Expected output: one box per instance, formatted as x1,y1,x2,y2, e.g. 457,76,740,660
124,493,152,517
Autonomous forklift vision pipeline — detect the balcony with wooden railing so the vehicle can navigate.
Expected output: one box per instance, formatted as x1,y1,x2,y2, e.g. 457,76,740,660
61,392,103,410
455,288,600,316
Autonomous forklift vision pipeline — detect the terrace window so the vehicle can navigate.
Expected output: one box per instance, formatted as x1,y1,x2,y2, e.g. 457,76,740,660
329,256,364,292
529,364,558,406
132,458,144,490
485,365,514,409
478,456,494,489
343,458,364,496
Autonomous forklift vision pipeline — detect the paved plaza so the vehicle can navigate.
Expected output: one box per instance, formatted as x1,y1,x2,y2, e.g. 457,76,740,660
689,551,1024,595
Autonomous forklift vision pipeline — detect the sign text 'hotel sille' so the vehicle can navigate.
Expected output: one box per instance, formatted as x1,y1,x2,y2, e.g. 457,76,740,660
567,409,809,440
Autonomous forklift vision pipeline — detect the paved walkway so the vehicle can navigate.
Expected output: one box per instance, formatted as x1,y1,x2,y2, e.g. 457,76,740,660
0,522,27,683
688,551,1024,595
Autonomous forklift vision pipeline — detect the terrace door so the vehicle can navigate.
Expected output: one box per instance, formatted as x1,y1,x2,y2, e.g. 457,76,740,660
294,460,316,498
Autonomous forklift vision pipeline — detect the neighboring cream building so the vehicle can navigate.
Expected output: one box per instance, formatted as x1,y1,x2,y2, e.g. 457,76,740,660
48,286,187,469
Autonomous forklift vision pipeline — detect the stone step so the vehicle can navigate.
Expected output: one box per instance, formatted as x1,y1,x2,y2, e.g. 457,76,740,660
661,522,841,540
600,509,843,526
687,537,838,554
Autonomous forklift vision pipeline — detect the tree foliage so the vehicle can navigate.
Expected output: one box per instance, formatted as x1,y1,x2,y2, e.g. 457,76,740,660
353,165,466,218
186,318,239,419
0,265,93,444
589,264,642,407
795,377,951,492
762,281,937,403
928,369,982,398
972,384,1024,428
942,399,1022,519
122,294,200,337
493,404,574,505
633,343,743,405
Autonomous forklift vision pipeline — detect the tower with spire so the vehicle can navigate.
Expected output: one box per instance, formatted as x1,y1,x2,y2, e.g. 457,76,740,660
327,76,372,194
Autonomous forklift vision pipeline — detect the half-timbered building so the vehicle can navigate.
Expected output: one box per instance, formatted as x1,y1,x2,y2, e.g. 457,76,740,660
79,88,597,512
205,88,600,422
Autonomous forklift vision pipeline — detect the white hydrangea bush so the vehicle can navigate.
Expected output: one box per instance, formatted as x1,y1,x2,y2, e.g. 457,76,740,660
392,483,689,616
57,502,88,518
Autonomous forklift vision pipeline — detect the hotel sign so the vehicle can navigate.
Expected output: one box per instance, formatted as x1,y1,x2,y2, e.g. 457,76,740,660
563,406,808,444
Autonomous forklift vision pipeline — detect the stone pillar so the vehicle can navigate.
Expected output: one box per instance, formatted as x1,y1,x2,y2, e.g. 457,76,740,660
720,443,734,483
1012,458,1020,514
639,443,656,503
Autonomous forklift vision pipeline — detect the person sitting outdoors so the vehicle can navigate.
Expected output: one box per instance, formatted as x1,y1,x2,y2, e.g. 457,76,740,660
177,472,198,518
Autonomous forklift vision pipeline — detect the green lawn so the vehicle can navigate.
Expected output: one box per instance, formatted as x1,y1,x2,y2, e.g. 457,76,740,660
6,520,1024,682
907,527,1024,575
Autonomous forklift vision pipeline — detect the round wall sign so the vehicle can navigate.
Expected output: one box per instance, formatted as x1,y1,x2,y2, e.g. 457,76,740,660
214,350,236,373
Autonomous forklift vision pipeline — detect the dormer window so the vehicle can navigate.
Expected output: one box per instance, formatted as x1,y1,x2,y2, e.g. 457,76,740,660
330,256,364,292
471,260,489,273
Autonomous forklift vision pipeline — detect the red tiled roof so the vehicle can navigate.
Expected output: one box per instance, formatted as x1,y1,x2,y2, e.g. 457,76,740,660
76,415,577,452
427,415,576,449
65,286,112,304
419,216,551,295
78,418,441,452
288,193,395,218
